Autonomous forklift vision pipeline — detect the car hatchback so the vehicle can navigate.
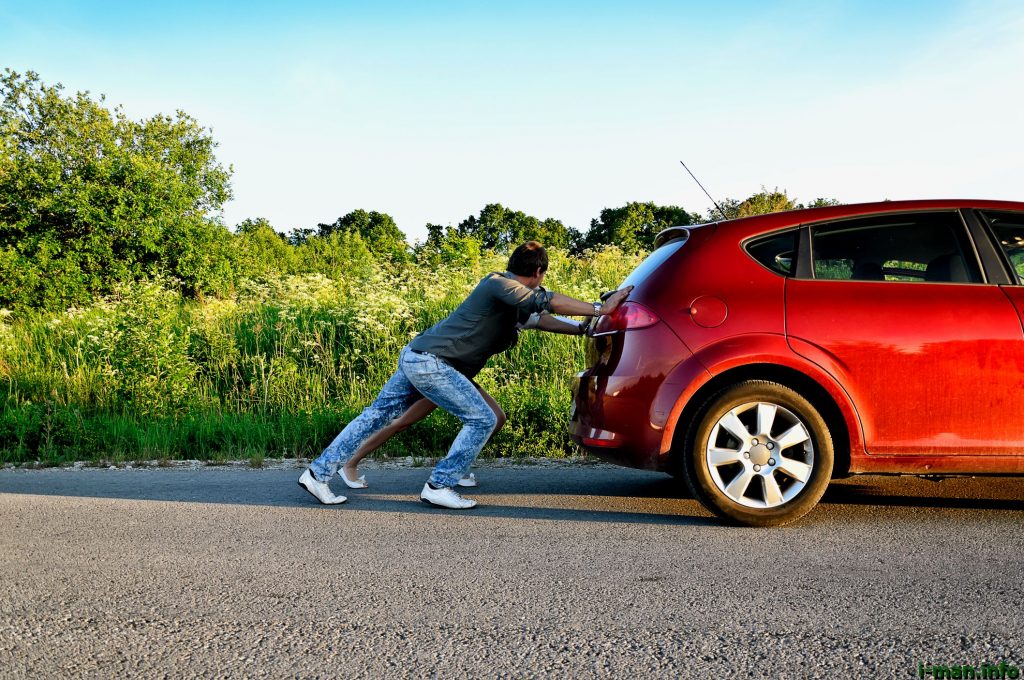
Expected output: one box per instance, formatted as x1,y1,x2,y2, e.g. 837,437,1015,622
571,199,1024,526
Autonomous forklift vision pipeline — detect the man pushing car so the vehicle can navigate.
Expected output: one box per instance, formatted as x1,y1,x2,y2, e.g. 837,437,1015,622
298,240,632,509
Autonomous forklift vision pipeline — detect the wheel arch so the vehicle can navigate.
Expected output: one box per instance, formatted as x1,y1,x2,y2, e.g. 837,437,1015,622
666,362,854,478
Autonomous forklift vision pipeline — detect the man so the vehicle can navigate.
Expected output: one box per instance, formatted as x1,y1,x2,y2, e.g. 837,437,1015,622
298,241,632,509
331,309,540,491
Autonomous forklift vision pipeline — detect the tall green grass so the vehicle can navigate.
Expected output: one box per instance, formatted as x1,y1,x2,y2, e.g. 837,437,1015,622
0,248,642,463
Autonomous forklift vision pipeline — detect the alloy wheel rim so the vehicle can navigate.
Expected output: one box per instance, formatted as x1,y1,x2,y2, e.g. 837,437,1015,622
704,401,815,509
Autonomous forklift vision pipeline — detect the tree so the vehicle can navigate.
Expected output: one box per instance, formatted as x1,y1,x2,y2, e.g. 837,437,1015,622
231,218,295,280
294,229,375,279
286,226,316,246
801,197,842,209
454,203,575,252
0,69,234,311
316,209,408,262
736,188,797,218
415,223,482,268
578,202,700,254
706,189,842,221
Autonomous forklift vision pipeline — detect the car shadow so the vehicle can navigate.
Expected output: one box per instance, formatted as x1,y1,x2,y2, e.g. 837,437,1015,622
515,468,1024,512
532,469,1024,514
821,479,1024,511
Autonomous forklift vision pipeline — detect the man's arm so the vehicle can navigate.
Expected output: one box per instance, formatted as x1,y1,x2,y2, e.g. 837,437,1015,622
491,277,556,314
535,314,588,335
548,286,633,317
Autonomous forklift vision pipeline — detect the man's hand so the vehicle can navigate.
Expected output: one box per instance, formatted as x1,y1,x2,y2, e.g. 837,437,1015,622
548,285,635,317
599,286,633,316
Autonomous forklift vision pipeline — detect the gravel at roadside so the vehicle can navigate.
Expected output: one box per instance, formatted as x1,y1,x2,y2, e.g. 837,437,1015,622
1,455,613,472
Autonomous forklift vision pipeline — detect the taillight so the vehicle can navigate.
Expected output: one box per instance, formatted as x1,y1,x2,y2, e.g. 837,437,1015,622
592,302,660,335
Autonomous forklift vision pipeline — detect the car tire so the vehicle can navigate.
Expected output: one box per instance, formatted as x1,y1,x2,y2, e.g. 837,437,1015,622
682,380,833,527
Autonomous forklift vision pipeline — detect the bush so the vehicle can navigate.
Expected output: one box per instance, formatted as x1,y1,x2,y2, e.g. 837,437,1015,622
106,277,198,415
0,69,234,313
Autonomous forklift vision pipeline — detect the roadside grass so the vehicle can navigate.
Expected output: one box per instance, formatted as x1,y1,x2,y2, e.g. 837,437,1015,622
0,247,642,464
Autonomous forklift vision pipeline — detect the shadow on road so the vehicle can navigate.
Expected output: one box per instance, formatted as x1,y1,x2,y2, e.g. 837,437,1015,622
821,480,1024,512
0,467,717,527
1,467,1021,524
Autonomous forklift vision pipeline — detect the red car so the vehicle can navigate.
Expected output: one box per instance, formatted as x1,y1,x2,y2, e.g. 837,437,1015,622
571,200,1024,526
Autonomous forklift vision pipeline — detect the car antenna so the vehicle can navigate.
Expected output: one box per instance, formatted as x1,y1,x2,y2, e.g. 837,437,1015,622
679,160,729,221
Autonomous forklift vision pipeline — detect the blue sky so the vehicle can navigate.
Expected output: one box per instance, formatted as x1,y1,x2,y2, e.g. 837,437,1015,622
2,1,1021,241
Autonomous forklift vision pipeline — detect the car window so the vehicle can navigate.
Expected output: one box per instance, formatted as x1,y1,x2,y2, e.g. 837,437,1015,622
619,235,687,288
980,211,1024,284
810,212,982,284
746,230,797,276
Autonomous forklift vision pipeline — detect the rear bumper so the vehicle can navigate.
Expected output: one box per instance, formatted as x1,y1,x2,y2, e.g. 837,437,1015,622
569,320,696,471
570,373,670,470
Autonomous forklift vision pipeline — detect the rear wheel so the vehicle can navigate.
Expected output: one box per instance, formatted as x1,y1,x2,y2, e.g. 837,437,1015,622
682,380,833,527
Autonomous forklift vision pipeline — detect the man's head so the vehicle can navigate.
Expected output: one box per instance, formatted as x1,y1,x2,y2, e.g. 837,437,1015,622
507,241,548,287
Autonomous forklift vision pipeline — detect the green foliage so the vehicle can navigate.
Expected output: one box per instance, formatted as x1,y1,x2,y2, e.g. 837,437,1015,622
317,209,409,262
0,405,347,465
803,197,843,209
708,189,842,221
453,203,576,252
293,229,377,279
231,218,296,281
27,278,195,416
0,69,233,313
161,216,236,298
737,188,798,218
231,216,386,286
579,202,699,254
106,278,198,415
416,223,483,269
0,248,641,462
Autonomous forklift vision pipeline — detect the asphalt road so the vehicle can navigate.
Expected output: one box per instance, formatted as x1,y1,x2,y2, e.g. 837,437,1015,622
1,464,1022,678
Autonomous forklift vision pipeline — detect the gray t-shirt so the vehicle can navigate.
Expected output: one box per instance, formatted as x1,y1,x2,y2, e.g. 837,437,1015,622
408,271,555,377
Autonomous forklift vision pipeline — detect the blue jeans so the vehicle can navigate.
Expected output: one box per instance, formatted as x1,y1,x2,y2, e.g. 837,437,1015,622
309,346,498,489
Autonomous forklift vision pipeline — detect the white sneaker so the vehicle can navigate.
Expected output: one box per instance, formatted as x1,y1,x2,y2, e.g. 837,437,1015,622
339,467,368,489
298,469,347,505
456,473,478,488
420,483,477,509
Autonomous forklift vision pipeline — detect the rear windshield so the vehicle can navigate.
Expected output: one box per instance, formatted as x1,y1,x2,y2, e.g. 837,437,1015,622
620,236,687,288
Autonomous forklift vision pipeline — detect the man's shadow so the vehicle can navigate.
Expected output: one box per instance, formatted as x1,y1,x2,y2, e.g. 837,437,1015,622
0,466,716,526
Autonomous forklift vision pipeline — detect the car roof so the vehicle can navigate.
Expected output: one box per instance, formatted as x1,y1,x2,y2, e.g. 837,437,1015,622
709,198,1024,239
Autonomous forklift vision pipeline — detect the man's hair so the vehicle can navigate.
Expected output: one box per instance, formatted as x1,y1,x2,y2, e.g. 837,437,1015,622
507,241,548,276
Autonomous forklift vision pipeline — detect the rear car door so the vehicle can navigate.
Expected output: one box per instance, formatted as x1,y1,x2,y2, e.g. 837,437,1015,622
786,210,1024,456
